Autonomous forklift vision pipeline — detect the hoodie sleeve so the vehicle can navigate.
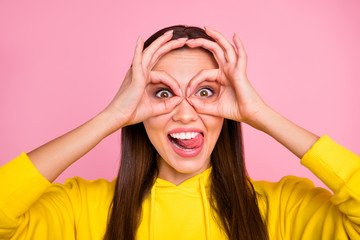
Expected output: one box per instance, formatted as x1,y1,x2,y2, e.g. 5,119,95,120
254,135,360,239
0,153,113,240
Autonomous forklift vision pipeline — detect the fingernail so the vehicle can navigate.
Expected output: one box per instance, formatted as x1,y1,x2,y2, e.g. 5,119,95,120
177,37,188,41
179,88,183,97
137,36,142,43
164,30,174,36
204,26,213,31
186,87,190,97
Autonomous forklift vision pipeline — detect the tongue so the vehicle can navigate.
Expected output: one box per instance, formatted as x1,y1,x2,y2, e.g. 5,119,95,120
173,134,204,149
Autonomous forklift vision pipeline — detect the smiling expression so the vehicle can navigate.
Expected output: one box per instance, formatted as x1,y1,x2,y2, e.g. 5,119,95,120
143,47,224,184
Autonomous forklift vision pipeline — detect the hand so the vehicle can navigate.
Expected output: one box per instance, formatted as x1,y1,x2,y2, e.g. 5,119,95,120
185,27,267,127
186,28,321,158
104,31,188,129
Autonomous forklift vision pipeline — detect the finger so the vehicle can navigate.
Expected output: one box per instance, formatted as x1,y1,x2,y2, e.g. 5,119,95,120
132,36,144,79
142,30,174,67
185,38,226,65
204,26,237,63
233,33,248,72
186,97,220,117
150,71,183,97
151,96,183,116
186,69,219,97
147,38,188,69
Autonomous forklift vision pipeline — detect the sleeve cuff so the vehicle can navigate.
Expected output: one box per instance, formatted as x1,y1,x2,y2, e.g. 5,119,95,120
300,135,360,193
0,152,52,219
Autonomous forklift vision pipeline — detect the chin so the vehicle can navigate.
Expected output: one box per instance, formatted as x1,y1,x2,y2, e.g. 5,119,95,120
165,151,211,174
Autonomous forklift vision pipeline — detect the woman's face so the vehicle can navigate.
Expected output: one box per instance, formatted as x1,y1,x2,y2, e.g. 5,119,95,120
143,47,224,183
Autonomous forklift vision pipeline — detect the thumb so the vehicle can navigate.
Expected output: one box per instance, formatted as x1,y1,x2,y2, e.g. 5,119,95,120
186,97,220,117
151,96,183,116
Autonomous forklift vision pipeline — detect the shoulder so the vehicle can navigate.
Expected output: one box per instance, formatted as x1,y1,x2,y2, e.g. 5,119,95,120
251,176,333,223
252,175,332,199
38,176,117,212
46,176,117,198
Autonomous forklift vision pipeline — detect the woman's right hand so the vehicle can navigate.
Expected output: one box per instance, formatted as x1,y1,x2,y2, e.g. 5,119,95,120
103,30,187,130
26,31,188,182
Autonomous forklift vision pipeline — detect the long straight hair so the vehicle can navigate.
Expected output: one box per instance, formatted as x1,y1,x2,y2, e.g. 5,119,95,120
104,25,268,240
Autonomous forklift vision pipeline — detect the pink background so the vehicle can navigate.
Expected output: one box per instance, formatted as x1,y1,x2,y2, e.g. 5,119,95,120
1,0,359,190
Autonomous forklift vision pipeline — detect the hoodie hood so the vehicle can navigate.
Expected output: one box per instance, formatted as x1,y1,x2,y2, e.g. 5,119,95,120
135,166,228,240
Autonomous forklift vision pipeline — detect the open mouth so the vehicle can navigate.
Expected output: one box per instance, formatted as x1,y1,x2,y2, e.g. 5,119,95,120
167,130,204,158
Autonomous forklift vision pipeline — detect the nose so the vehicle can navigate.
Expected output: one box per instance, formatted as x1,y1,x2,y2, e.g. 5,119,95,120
172,98,198,123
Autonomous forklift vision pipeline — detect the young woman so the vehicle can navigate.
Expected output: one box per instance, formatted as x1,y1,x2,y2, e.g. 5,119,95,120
0,25,359,240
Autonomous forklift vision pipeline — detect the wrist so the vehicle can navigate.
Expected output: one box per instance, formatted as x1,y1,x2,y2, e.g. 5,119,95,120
94,110,126,137
243,104,277,132
243,104,320,158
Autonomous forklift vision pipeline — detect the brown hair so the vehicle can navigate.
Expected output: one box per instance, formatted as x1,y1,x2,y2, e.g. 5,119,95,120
104,25,268,240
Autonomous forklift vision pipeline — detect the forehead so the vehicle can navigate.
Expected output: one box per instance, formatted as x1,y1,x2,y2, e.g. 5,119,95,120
152,48,218,82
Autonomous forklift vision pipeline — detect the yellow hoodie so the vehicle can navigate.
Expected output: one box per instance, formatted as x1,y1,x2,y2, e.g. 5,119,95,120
0,135,359,239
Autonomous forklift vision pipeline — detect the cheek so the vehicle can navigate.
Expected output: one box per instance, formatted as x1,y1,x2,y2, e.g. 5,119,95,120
199,115,224,143
143,115,170,147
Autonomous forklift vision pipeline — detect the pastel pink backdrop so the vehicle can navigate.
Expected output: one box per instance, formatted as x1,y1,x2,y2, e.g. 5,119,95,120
1,0,359,191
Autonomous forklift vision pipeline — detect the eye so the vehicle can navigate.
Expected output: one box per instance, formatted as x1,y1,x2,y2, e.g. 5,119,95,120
155,88,174,99
195,87,214,97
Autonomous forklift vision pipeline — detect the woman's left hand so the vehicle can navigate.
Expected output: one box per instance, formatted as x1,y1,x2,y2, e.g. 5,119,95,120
185,27,267,128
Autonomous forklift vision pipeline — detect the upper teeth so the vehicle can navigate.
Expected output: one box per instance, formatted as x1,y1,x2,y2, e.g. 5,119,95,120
170,132,199,140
